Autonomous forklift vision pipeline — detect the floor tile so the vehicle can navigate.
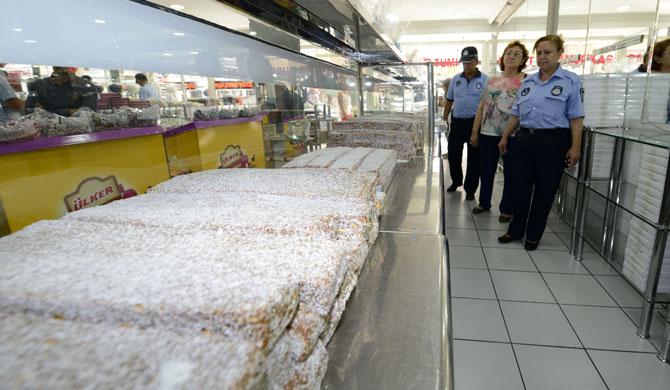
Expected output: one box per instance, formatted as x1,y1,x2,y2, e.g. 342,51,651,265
445,228,481,247
444,204,472,216
443,214,476,229
478,229,525,249
543,274,617,306
580,254,619,275
490,270,555,303
473,215,507,230
535,232,568,251
452,298,509,342
562,305,657,352
529,250,590,274
453,340,524,390
500,301,581,348
449,246,487,269
484,247,537,271
515,345,607,390
451,268,496,299
595,275,645,308
589,350,670,390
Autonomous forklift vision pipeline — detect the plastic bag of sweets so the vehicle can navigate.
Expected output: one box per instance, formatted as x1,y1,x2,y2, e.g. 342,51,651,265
0,119,39,142
192,107,220,121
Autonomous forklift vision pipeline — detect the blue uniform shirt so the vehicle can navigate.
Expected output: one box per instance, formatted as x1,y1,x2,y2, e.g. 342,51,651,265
511,64,585,129
446,70,488,118
139,83,159,100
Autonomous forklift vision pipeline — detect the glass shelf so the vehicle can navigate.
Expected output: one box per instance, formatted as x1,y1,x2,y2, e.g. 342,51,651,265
584,179,662,229
591,127,670,150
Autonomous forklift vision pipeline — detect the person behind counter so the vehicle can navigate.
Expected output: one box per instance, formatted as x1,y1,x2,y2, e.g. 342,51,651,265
0,63,24,123
469,41,528,222
25,66,98,116
497,35,585,251
135,73,159,101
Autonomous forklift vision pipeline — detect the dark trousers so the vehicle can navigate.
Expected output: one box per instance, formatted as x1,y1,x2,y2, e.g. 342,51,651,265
507,130,572,242
448,117,479,195
478,134,515,213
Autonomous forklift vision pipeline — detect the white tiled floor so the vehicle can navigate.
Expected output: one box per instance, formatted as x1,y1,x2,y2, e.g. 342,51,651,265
444,159,670,390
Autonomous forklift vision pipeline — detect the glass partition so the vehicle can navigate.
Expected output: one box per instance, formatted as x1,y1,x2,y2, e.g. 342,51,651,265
0,0,360,140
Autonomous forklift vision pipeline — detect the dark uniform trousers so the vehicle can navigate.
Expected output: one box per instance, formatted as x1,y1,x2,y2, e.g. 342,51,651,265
508,129,572,242
447,117,479,194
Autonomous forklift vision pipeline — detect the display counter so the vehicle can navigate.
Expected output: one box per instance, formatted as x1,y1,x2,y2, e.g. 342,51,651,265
163,115,266,176
323,156,450,389
0,126,169,235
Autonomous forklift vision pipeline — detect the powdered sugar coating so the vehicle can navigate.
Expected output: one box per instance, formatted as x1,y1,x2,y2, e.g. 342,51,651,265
267,338,328,390
64,192,375,242
303,147,351,168
0,313,265,390
328,130,416,160
282,149,325,168
358,148,397,188
328,147,375,170
149,168,378,203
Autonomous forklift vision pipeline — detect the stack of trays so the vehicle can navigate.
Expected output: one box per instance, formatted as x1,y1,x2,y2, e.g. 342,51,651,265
626,73,670,124
328,114,425,160
581,74,626,128
0,165,394,389
622,144,670,293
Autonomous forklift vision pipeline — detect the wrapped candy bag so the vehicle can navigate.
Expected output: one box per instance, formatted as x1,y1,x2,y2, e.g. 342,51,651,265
0,118,39,142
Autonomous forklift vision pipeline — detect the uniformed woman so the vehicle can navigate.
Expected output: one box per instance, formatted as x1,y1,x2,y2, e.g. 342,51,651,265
497,35,585,251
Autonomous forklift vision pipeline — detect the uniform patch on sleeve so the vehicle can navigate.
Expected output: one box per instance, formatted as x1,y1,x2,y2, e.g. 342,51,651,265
521,87,530,96
455,80,461,87
476,82,482,89
551,86,563,96
580,87,584,102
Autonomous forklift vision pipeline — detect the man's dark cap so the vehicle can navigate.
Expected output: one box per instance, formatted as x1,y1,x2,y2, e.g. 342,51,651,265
459,46,478,63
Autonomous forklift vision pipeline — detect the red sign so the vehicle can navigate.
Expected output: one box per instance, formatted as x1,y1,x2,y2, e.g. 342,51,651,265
214,81,253,89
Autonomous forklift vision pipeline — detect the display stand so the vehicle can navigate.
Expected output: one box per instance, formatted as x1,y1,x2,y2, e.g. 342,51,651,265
0,126,169,235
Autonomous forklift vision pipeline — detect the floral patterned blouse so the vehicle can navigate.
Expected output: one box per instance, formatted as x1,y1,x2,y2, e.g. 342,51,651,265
480,75,524,137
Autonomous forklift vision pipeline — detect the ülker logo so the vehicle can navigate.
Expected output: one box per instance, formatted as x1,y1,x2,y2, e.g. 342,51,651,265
64,176,137,212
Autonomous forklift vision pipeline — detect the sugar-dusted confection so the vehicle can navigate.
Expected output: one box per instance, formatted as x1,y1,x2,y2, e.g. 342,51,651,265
321,269,358,345
64,192,377,241
0,219,303,349
0,313,265,390
303,147,352,168
286,308,326,362
268,339,329,390
328,130,415,160
282,148,325,168
357,148,397,188
149,168,378,203
329,147,375,170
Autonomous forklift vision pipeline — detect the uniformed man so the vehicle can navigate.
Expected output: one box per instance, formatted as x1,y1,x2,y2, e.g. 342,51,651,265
497,35,585,251
443,46,488,200
25,67,98,116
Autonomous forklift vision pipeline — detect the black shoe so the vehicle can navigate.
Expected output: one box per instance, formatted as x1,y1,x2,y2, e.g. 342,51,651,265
472,206,489,215
524,240,539,251
447,184,460,192
466,193,475,201
498,234,521,244
498,214,512,223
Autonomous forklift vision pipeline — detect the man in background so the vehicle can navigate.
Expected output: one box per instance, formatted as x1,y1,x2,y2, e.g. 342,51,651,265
135,73,159,100
0,63,24,123
25,66,97,116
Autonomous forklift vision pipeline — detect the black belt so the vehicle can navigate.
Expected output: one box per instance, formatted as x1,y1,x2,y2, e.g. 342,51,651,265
452,116,475,121
520,127,570,135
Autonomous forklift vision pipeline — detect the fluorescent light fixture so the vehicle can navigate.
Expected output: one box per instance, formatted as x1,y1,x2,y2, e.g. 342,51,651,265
170,4,184,10
24,40,36,43
250,31,257,36
173,32,184,36
190,51,199,54
272,73,277,78
616,5,631,11
12,28,22,32
163,53,173,56
490,0,525,25
94,19,106,24
348,82,356,87
365,81,372,86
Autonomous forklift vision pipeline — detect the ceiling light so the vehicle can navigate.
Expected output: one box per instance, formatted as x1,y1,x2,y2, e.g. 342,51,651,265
24,40,36,43
617,5,631,11
12,28,22,32
170,4,184,10
173,32,184,36
250,31,257,36
387,14,399,22
365,82,372,86
272,73,277,78
163,53,173,56
94,19,106,24
348,82,356,87
190,51,199,55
